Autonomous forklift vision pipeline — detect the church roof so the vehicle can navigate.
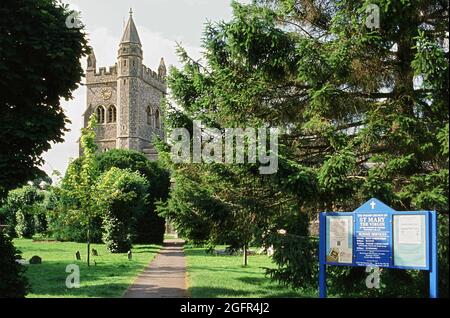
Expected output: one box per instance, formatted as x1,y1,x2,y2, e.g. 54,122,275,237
121,10,141,45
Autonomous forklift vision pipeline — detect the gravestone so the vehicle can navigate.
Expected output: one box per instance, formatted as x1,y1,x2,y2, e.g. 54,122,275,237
127,250,132,261
29,255,42,264
75,251,81,261
92,249,98,256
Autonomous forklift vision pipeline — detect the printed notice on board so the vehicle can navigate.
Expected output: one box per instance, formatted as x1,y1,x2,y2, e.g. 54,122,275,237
330,218,348,248
328,218,352,263
398,215,422,244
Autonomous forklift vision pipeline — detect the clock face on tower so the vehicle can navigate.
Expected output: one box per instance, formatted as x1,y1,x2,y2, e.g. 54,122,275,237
101,88,112,100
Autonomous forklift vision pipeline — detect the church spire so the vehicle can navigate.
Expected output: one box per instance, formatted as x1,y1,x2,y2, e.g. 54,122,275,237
120,8,141,45
87,47,96,70
158,57,167,79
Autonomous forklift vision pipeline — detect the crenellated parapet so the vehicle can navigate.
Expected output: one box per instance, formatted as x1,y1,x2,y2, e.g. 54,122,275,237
86,64,118,84
142,64,166,92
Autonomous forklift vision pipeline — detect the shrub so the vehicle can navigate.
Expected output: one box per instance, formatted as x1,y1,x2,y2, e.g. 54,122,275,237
50,149,170,245
0,185,46,238
15,208,34,238
0,230,29,298
96,167,149,253
96,149,170,244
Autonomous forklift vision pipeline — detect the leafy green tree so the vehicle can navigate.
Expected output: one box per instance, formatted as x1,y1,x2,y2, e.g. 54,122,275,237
155,118,299,266
0,230,29,298
0,0,89,198
47,160,101,243
96,167,149,253
59,115,100,265
157,172,226,245
160,0,448,295
77,114,99,265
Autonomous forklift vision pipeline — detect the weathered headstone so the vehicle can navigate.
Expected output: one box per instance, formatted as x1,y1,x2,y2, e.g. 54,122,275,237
29,255,42,264
75,251,81,261
92,249,98,256
127,250,132,261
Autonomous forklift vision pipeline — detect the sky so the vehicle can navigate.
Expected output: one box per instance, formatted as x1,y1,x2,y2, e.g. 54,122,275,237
42,0,250,180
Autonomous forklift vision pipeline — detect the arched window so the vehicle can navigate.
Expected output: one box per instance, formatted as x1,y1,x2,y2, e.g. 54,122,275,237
155,109,161,129
96,106,105,124
146,106,153,126
107,105,117,123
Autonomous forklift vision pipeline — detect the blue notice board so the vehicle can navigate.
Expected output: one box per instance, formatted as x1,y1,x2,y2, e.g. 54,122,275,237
318,198,438,298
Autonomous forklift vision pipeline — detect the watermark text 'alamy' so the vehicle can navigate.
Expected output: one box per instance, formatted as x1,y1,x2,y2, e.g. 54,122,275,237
170,121,279,175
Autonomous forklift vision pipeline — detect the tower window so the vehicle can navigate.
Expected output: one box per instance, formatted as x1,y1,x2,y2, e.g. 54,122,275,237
123,60,127,67
155,109,161,129
146,106,153,126
96,106,106,124
107,105,117,123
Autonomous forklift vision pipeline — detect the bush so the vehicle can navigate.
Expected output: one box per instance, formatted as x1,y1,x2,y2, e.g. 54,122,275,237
97,167,149,253
15,208,34,238
49,149,170,245
96,149,170,244
0,185,46,238
0,230,29,298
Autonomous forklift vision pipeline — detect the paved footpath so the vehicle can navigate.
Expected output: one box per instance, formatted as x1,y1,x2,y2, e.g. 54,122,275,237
123,239,187,298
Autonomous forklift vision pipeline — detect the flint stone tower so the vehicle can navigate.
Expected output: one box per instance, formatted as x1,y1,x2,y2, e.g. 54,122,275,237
82,10,166,160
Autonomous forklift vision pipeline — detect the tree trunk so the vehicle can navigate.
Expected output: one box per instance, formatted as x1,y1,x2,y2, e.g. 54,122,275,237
243,243,248,267
87,220,91,267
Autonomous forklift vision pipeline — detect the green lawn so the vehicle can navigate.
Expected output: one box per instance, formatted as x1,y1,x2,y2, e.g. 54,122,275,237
185,246,317,298
13,239,161,298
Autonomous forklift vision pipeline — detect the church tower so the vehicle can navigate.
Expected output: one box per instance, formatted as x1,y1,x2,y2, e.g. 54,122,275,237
117,9,143,150
82,10,167,160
